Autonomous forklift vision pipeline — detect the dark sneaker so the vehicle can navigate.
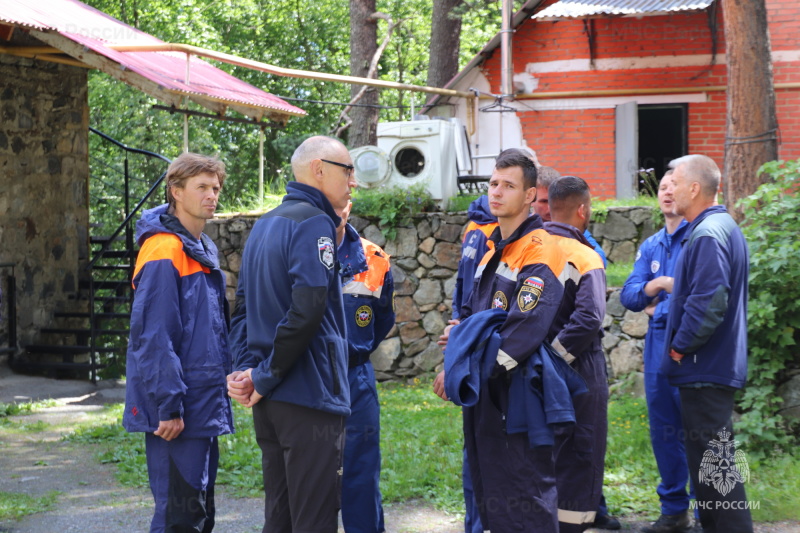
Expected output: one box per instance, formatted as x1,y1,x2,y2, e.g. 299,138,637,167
641,511,693,533
593,513,622,530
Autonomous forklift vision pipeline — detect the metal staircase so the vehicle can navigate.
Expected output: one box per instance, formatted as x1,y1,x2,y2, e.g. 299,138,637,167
17,128,171,382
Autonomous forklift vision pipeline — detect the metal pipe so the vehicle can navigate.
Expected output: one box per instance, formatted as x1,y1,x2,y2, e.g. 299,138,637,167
501,0,514,98
107,43,476,100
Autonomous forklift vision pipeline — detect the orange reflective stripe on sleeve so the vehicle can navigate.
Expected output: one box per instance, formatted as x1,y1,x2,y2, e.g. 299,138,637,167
353,238,391,293
132,233,210,289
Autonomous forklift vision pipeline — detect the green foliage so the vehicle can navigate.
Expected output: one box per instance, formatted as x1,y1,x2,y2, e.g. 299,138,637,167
447,194,481,213
735,159,800,457
606,261,634,288
0,491,60,520
0,400,58,418
379,379,464,511
351,183,438,240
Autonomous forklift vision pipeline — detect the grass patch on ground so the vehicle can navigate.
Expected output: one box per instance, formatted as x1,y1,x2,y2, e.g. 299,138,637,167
606,261,634,288
60,381,800,521
0,491,60,520
0,400,58,418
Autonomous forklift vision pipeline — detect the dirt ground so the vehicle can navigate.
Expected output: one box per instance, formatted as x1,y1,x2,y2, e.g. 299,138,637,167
0,366,798,533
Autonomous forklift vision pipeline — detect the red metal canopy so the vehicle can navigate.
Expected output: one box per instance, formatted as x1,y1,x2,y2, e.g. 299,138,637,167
0,0,306,123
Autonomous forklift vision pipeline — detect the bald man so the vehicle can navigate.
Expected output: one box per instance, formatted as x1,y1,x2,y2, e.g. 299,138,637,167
227,136,357,532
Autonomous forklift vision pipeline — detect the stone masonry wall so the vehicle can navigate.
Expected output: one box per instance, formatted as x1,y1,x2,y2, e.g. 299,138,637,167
208,206,656,381
0,52,90,347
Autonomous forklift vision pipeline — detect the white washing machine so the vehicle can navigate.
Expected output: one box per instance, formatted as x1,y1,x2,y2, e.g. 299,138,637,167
350,118,468,205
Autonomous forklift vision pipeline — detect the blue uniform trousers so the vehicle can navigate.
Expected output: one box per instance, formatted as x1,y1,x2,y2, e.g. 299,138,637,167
553,349,608,533
462,446,483,533
644,326,693,516
463,375,559,533
145,434,218,533
342,362,385,533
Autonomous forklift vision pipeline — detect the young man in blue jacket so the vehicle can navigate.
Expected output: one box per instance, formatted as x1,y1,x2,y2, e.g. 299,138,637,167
621,171,694,533
227,136,356,533
663,154,753,533
442,149,567,532
544,176,609,533
123,153,233,533
335,201,395,533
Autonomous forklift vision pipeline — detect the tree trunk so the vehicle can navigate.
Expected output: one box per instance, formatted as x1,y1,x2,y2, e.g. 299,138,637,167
721,0,778,221
348,0,379,148
427,0,464,90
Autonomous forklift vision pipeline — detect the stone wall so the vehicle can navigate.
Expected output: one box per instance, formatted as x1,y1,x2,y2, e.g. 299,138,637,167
0,51,90,347
209,206,656,381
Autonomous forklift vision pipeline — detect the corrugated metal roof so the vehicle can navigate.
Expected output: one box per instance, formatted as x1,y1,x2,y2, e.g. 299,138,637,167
532,0,715,20
0,0,306,121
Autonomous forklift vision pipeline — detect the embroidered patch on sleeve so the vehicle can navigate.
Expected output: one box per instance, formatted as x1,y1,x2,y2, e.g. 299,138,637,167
318,237,335,269
492,291,508,310
355,305,373,327
518,276,544,312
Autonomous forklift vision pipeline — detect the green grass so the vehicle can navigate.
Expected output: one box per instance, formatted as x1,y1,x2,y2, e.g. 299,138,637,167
0,399,58,418
60,382,800,522
606,261,634,288
0,491,59,520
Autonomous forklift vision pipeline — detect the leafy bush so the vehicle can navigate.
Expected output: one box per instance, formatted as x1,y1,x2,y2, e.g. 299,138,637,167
736,159,800,458
351,183,438,240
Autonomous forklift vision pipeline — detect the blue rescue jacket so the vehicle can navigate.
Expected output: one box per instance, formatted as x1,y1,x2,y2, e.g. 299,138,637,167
339,224,395,367
444,308,586,447
620,219,688,373
452,196,498,319
230,182,350,416
583,229,607,267
123,204,234,438
662,206,749,389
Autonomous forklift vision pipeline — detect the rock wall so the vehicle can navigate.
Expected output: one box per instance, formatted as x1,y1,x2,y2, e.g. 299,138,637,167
0,52,89,347
209,206,657,381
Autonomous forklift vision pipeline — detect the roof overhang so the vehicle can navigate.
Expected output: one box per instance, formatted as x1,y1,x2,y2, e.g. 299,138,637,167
531,0,716,21
0,0,305,125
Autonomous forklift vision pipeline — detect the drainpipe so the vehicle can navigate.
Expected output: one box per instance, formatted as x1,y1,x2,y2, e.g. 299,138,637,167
501,0,514,98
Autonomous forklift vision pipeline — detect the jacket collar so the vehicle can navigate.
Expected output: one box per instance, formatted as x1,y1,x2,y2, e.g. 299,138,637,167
684,205,728,242
491,214,543,250
543,221,590,246
283,181,342,228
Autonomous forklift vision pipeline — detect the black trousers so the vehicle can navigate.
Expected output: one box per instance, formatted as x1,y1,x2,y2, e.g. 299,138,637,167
679,386,754,533
252,400,345,533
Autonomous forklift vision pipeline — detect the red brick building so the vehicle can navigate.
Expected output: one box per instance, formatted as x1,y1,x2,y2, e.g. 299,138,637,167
427,0,800,199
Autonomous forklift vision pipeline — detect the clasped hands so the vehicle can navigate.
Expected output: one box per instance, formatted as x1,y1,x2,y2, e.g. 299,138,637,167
226,368,263,408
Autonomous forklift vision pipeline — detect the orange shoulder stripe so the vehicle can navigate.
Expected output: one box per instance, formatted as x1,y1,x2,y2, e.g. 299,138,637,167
132,233,210,288
353,238,391,292
551,235,605,275
464,221,499,243
500,228,567,277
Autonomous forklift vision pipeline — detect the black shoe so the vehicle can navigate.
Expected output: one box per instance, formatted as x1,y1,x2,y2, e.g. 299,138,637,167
640,511,693,533
593,513,621,530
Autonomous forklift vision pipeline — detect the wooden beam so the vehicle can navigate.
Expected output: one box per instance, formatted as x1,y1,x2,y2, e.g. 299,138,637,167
0,24,14,41
0,46,90,68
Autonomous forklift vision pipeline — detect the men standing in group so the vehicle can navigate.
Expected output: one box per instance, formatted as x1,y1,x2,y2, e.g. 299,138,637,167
621,171,695,533
227,136,355,533
442,148,568,531
544,176,609,533
663,155,753,533
335,201,395,533
123,153,233,533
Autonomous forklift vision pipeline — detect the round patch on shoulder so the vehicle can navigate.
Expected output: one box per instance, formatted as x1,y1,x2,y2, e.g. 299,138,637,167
650,260,660,274
517,284,542,312
355,305,373,327
492,291,508,310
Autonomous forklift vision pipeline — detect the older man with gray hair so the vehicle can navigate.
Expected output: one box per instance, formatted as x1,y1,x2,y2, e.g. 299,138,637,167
663,154,753,533
227,135,356,533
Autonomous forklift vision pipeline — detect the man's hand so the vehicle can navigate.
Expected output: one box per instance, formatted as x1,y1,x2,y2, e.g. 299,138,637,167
433,370,448,401
227,368,263,408
437,319,460,347
154,418,184,441
644,276,674,297
644,301,657,317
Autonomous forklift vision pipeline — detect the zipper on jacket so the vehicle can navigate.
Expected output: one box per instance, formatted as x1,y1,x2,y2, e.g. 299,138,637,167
329,341,341,396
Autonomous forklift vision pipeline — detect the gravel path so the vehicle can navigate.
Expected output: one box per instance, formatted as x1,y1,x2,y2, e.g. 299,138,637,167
0,368,797,533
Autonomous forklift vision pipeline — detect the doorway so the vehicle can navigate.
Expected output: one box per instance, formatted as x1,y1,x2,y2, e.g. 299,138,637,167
638,104,688,193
